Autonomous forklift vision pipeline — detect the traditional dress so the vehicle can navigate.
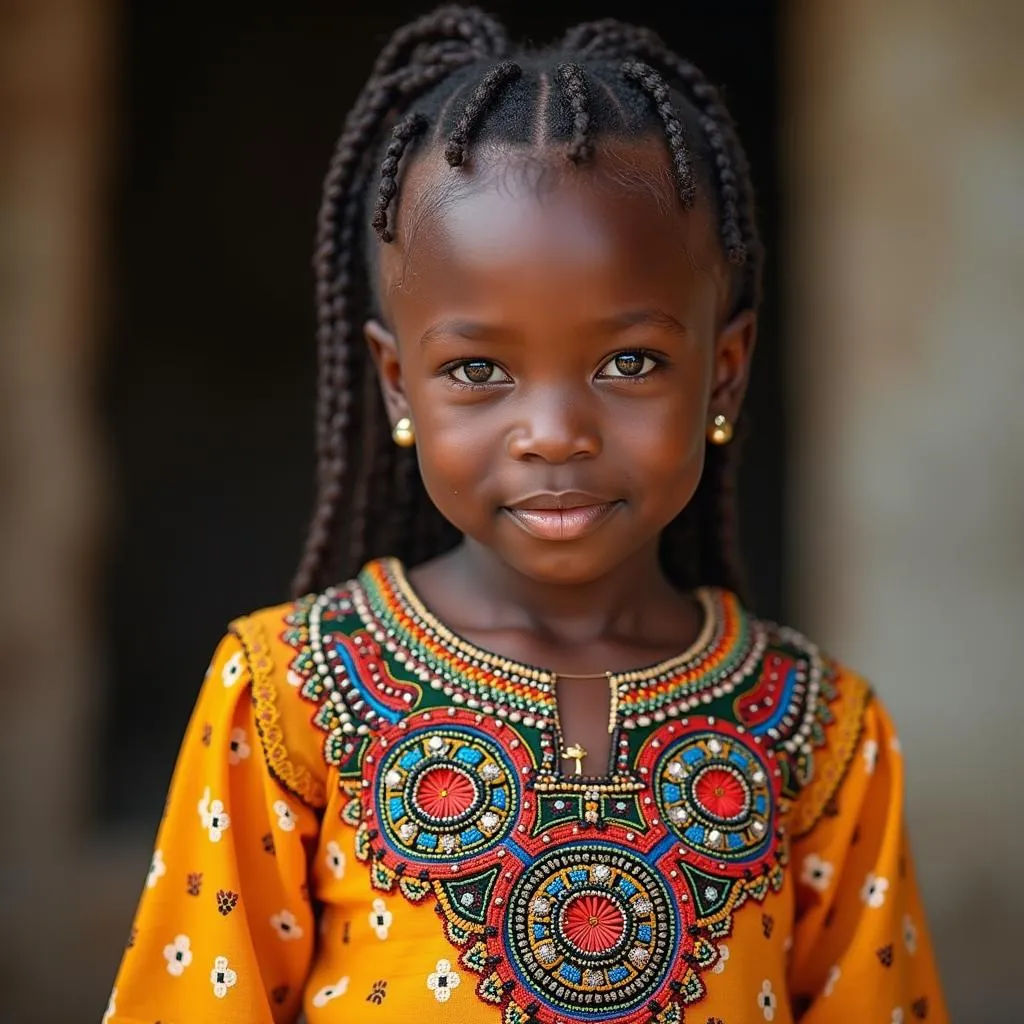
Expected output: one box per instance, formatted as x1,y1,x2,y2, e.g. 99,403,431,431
105,558,946,1023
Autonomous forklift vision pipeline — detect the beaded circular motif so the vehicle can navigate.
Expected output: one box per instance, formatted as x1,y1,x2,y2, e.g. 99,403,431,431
653,728,775,868
501,845,681,1019
373,723,521,864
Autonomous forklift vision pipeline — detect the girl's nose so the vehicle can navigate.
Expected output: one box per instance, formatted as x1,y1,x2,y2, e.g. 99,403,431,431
506,391,602,463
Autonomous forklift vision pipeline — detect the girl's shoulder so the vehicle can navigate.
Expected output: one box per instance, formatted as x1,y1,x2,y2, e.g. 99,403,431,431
702,591,879,826
224,586,358,812
225,566,395,809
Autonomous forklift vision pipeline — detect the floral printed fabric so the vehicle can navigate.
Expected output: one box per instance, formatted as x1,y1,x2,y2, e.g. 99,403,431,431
104,593,948,1023
106,633,318,1023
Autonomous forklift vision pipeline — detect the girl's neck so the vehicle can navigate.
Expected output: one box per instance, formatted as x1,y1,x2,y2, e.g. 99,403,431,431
408,537,697,650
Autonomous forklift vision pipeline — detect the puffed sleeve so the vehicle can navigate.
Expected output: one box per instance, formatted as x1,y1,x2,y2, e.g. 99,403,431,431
102,629,321,1024
787,677,948,1022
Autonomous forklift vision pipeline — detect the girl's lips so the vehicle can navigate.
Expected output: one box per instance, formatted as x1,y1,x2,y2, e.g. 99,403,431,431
503,502,621,541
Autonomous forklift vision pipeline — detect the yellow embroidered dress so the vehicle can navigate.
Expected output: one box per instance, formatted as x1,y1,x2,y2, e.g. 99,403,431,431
105,559,947,1023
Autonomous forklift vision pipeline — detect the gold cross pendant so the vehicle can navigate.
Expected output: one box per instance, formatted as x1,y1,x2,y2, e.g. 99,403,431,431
561,743,588,776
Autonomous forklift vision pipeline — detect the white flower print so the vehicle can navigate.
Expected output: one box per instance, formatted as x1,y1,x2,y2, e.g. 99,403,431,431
860,872,890,908
427,959,462,1003
208,800,230,841
198,786,230,842
228,727,251,765
892,1009,905,1024
163,934,193,976
712,943,730,974
758,979,777,1021
102,988,116,1024
823,964,841,997
146,848,166,889
270,909,304,941
210,955,238,998
369,897,393,940
863,738,879,774
221,650,244,687
312,976,350,1007
325,840,346,880
273,799,297,832
800,852,835,893
903,912,919,954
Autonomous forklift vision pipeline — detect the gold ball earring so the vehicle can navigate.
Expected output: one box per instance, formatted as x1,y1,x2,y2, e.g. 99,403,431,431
391,416,415,448
708,414,734,446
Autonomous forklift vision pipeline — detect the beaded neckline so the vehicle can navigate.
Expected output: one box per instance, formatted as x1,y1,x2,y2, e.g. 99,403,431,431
351,558,765,731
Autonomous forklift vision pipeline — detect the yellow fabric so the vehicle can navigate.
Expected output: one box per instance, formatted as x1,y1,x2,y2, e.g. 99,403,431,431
105,602,947,1024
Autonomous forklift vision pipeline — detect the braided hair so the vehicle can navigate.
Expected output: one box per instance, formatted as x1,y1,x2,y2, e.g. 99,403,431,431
293,5,764,600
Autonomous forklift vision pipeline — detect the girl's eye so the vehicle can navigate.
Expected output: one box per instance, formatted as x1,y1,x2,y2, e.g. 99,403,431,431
598,351,660,379
448,360,512,386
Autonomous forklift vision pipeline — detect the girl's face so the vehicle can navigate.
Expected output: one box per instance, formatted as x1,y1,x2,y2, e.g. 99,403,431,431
367,137,755,586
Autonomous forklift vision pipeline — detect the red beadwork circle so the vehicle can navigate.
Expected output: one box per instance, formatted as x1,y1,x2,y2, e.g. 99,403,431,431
560,893,625,953
413,765,479,820
693,766,748,821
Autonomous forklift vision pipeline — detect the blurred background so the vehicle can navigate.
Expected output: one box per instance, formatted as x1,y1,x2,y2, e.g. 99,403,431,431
1,1,1021,1020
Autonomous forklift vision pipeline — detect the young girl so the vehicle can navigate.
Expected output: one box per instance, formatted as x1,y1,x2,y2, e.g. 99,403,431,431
105,7,947,1022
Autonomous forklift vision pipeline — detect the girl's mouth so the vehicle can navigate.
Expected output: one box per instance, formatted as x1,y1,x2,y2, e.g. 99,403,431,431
502,499,622,541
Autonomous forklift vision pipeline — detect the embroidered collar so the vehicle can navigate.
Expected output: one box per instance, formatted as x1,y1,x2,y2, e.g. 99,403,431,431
351,558,765,731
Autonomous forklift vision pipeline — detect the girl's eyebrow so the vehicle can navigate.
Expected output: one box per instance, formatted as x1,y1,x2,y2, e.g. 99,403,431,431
600,308,690,337
418,309,688,348
418,319,511,346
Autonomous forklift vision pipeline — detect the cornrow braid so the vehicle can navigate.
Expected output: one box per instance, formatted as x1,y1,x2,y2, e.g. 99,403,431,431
372,112,429,243
556,62,592,164
620,59,696,207
295,6,765,604
564,18,755,274
444,60,523,167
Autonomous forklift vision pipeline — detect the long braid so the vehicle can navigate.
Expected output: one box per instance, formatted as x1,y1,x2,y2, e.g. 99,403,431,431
346,353,394,572
296,77,403,595
293,8,507,596
294,112,368,595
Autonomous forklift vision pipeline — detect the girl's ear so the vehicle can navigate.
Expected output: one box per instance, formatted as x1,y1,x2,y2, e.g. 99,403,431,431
364,319,410,427
710,309,758,424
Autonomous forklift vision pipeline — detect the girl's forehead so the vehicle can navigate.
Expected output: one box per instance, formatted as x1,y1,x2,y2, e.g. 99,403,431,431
374,139,725,308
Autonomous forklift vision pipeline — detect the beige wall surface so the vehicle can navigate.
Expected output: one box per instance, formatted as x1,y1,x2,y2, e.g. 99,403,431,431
786,2,1024,1020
